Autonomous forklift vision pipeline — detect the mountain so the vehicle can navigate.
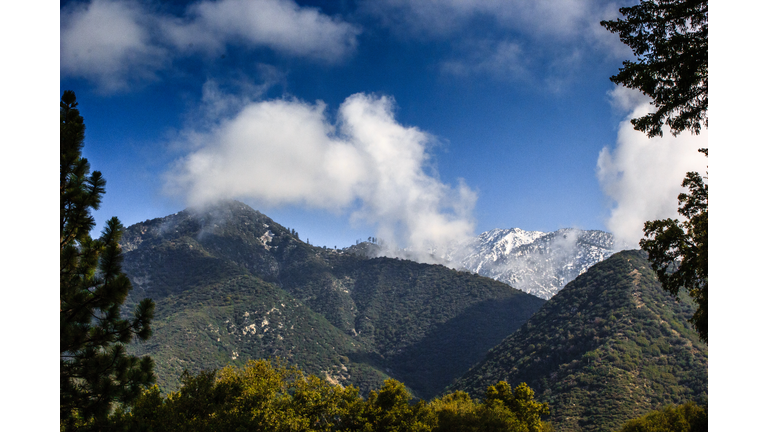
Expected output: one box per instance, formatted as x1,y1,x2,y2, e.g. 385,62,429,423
450,249,707,432
119,200,545,399
450,227,616,299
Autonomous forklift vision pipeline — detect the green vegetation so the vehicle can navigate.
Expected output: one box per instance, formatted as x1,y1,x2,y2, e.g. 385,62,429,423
602,0,708,342
451,250,707,432
109,359,552,432
640,158,708,342
128,272,387,394
120,201,544,399
60,90,156,431
614,402,707,432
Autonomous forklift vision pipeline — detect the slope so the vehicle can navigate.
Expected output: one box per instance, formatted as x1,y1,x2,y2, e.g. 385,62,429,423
450,249,707,432
121,200,545,398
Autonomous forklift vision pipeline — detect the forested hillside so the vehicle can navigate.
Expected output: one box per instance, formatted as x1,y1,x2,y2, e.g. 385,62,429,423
120,200,545,398
451,250,707,432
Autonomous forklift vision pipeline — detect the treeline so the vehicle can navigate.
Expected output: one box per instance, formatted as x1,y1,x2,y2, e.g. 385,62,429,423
101,359,552,432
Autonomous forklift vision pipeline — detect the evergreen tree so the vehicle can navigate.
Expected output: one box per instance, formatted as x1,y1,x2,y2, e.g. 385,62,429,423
603,1,708,342
601,0,707,137
60,90,156,431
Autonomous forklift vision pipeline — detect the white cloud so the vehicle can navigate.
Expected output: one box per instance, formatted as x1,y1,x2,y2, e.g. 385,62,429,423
164,0,359,61
60,0,167,92
597,87,708,249
165,92,477,256
60,0,359,92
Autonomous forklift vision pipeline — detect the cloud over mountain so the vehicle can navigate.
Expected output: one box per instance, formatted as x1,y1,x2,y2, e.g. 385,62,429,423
165,92,477,256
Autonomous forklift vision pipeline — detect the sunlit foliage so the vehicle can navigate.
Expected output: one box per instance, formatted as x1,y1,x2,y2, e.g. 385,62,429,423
110,359,551,432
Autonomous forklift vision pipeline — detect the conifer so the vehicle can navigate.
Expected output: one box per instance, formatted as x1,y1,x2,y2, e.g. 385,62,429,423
60,90,156,431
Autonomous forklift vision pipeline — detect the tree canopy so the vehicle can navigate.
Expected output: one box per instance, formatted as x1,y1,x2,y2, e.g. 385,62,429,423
614,402,707,432
110,359,552,432
601,0,707,137
60,90,156,431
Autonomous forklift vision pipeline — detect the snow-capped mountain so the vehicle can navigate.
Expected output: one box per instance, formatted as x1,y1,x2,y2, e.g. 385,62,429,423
450,228,616,299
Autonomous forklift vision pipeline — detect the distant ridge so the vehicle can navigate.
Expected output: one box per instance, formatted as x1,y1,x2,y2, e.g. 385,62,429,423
450,250,708,432
450,227,616,299
349,227,616,300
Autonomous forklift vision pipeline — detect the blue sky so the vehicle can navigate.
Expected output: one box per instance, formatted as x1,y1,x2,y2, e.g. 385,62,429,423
59,0,708,251
6,2,763,426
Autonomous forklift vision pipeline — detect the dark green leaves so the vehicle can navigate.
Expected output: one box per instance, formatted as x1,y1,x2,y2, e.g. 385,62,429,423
601,0,707,137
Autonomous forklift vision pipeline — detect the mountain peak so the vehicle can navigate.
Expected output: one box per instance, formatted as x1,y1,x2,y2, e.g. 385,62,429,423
451,227,616,299
451,249,707,431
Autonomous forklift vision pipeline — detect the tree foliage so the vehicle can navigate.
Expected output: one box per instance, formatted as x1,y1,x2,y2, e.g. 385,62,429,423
640,151,708,341
484,382,550,432
110,359,551,432
615,402,707,432
60,90,156,430
601,0,708,137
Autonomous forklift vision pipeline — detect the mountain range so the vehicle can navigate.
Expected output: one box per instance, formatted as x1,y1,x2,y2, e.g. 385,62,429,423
344,226,615,300
118,201,706,431
120,200,544,398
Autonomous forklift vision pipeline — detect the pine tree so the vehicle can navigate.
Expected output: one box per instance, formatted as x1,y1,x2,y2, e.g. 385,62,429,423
60,90,156,431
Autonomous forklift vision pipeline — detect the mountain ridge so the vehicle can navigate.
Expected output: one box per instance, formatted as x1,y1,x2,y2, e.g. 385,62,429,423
119,200,545,398
450,249,707,432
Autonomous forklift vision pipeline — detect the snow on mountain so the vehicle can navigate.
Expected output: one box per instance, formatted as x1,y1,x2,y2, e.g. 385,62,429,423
448,228,616,300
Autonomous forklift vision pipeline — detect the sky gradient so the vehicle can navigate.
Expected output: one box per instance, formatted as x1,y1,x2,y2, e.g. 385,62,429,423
59,0,708,252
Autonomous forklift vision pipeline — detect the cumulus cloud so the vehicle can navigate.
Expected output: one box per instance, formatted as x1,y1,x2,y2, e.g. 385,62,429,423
60,0,167,92
597,86,708,249
163,0,359,61
165,92,477,257
60,0,359,92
